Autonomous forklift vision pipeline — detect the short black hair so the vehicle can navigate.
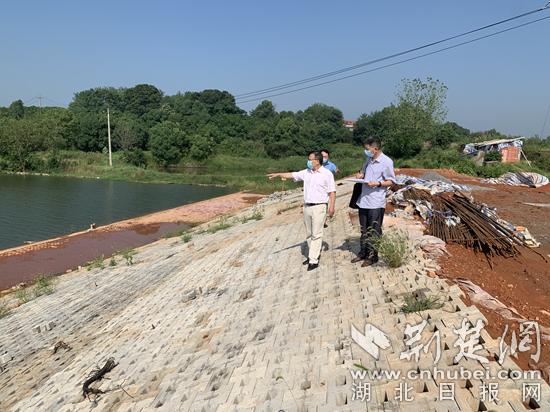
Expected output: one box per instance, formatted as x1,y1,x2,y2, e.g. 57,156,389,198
363,136,381,149
308,150,323,164
320,149,330,155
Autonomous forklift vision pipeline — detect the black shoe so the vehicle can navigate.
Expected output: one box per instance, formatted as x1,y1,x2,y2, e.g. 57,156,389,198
302,258,309,265
351,256,364,263
324,223,328,228
361,258,378,267
307,263,319,271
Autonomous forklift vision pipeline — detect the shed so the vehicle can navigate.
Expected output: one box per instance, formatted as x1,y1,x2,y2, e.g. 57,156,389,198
463,137,524,163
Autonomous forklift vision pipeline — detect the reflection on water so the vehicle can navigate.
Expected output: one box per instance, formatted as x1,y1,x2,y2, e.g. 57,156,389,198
0,174,233,250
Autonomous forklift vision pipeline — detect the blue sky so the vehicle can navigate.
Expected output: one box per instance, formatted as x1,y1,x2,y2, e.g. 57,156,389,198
1,0,549,136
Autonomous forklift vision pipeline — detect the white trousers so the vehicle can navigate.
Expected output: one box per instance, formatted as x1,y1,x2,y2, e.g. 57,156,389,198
303,204,327,264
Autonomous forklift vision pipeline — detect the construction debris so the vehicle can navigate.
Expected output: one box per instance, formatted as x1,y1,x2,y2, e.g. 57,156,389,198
389,186,542,266
417,235,449,260
394,174,470,194
53,341,72,354
457,278,550,341
82,357,118,400
482,171,549,188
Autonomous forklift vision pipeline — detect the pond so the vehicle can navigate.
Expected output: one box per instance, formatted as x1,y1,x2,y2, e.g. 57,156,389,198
0,173,233,251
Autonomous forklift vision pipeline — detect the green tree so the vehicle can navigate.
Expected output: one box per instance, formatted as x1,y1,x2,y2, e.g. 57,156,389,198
123,84,163,117
198,123,223,144
8,100,25,119
122,149,147,168
165,92,209,118
301,103,344,128
248,121,275,144
149,121,188,167
275,116,300,141
67,112,106,151
112,114,148,150
353,113,370,144
34,108,72,151
69,87,124,113
0,118,44,171
298,103,348,145
211,113,249,142
250,100,277,119
434,122,470,147
164,93,209,133
396,77,448,123
187,89,243,116
265,140,295,159
189,134,214,161
358,104,428,158
266,116,302,158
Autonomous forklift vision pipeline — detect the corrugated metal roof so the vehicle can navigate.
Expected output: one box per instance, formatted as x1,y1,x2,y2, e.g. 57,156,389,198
469,137,524,147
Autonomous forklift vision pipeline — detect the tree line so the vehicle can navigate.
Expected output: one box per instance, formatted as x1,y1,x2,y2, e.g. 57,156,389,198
0,78,546,173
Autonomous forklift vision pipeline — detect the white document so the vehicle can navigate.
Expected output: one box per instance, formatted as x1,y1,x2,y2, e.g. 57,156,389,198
346,178,367,183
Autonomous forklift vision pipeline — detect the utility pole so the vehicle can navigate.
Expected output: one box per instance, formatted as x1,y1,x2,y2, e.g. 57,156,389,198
37,95,43,109
107,106,113,167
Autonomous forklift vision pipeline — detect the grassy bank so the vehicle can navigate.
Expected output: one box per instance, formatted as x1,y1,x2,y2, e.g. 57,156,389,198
3,144,547,192
15,144,365,192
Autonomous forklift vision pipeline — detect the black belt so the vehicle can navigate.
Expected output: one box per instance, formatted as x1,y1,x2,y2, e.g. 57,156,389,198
304,202,327,207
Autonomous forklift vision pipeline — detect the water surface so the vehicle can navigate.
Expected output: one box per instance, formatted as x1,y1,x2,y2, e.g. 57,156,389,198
0,174,233,250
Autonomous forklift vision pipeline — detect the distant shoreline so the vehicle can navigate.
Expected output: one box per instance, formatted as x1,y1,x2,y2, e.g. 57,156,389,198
0,169,232,188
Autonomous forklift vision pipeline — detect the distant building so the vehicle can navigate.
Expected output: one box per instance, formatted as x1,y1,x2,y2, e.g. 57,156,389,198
463,137,524,163
343,120,355,131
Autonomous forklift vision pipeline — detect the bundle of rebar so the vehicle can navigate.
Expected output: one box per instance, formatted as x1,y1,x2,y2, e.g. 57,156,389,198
401,188,526,266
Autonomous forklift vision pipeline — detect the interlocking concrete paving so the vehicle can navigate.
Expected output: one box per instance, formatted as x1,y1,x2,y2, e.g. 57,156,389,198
0,184,548,411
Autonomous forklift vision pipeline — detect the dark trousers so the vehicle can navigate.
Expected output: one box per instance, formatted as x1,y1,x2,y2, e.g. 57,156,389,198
358,208,385,261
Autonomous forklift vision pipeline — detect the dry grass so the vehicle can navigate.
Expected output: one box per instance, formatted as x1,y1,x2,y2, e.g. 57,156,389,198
0,302,10,319
86,255,105,271
207,218,233,234
15,274,55,304
119,248,136,265
241,209,264,223
181,231,192,243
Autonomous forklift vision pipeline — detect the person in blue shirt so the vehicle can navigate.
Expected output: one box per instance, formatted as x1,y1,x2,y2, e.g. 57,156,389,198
321,149,339,175
351,137,396,267
320,149,339,228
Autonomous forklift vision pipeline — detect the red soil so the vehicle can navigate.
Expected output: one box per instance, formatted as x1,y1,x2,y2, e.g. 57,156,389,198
400,168,550,381
0,192,263,292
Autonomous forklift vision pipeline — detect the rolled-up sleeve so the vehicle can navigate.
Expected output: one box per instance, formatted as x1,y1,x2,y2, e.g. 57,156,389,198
292,170,306,182
383,160,396,183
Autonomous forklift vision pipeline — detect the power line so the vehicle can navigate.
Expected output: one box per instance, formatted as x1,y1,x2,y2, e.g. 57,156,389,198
23,97,37,105
236,4,550,100
18,96,65,107
237,15,550,104
43,96,66,107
